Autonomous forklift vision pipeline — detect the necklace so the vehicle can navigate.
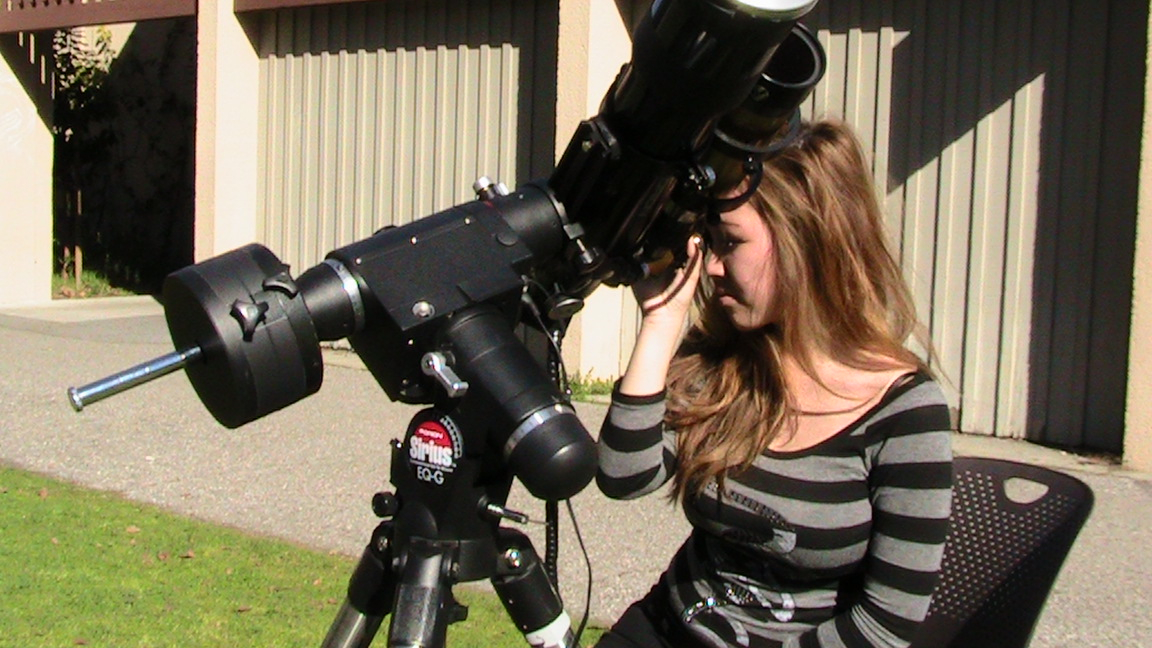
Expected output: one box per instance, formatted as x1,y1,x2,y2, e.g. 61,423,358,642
787,398,874,417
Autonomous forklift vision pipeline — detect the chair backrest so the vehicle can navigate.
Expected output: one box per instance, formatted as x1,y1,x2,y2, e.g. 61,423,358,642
910,456,1094,648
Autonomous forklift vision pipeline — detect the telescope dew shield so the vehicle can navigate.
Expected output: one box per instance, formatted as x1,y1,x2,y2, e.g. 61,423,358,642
548,0,817,290
162,244,323,428
706,22,827,193
439,306,597,501
610,0,815,158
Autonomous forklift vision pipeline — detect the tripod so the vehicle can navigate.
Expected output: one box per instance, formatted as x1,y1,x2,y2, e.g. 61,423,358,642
321,404,579,648
68,299,591,648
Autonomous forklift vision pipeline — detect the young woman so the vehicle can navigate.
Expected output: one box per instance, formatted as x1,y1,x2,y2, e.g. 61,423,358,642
595,119,953,648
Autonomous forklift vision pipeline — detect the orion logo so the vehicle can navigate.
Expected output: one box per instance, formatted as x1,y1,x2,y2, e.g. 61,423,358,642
408,416,462,485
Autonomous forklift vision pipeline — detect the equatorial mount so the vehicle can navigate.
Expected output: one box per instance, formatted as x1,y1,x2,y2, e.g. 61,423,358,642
65,2,827,645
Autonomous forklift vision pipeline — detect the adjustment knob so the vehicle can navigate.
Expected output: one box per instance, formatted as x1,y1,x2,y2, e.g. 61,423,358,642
230,299,270,340
421,351,469,398
372,491,399,518
262,270,299,297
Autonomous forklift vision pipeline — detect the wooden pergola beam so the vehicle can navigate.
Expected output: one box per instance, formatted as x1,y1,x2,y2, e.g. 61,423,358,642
0,0,393,35
233,0,377,12
0,0,197,34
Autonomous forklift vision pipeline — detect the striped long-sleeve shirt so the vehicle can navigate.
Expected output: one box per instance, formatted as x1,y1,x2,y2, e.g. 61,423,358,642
596,372,953,648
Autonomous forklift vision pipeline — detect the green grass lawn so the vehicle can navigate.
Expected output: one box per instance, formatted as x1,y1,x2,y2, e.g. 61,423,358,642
51,269,136,299
0,466,602,647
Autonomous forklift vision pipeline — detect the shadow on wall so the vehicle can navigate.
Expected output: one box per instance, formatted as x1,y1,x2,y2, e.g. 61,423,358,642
807,0,1146,453
0,32,54,128
58,17,196,295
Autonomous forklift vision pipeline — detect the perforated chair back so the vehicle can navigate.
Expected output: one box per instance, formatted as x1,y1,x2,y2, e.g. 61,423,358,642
910,457,1094,648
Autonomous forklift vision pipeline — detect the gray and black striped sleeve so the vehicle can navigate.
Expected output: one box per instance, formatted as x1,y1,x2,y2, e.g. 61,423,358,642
596,387,678,500
795,381,953,648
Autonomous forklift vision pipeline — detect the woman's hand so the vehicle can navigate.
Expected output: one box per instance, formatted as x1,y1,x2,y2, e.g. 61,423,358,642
618,235,704,397
632,235,705,325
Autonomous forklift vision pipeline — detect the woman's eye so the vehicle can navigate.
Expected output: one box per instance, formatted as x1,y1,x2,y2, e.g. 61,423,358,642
703,227,741,255
712,235,737,252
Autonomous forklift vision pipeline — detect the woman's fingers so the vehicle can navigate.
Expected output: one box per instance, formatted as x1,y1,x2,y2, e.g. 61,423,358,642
636,235,703,318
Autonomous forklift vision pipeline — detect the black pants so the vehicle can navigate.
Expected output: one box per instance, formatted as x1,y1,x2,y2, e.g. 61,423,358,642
594,583,713,648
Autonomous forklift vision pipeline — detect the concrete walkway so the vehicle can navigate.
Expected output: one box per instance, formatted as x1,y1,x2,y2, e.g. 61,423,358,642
2,296,1150,646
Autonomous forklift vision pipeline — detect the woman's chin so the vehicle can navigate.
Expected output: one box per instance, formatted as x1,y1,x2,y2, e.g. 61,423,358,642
724,310,758,331
723,308,773,332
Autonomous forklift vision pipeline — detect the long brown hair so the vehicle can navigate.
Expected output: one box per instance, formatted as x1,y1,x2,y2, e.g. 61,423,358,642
666,118,930,500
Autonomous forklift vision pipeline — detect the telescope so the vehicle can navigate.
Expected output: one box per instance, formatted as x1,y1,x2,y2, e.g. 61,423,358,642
67,1,825,646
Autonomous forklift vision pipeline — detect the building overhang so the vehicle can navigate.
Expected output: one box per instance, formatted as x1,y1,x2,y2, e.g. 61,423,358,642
0,0,381,35
1,0,196,34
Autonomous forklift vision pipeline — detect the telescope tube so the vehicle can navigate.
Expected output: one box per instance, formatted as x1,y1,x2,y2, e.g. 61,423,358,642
546,0,818,293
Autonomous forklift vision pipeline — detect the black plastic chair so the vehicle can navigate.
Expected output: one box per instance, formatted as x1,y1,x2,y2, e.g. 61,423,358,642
910,456,1094,648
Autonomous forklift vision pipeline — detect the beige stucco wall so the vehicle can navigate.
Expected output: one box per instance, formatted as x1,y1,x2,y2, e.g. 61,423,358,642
0,34,53,306
194,0,260,262
556,0,639,380
1124,3,1152,473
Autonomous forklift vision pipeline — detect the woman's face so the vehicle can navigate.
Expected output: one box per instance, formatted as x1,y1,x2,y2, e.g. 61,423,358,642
704,200,779,331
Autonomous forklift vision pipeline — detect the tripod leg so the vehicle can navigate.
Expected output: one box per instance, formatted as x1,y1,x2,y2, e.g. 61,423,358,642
323,598,387,648
387,537,465,648
321,525,396,648
492,529,579,648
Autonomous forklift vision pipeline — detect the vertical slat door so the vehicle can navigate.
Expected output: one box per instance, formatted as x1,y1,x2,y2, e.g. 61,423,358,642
800,0,1142,450
255,0,557,274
